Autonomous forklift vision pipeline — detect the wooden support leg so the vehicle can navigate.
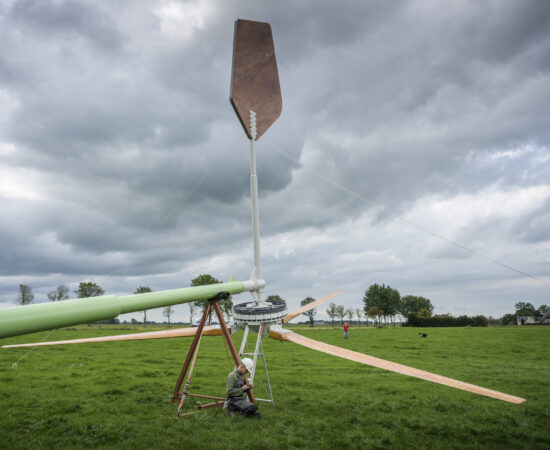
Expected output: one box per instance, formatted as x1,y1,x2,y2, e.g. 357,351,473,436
212,300,255,403
173,293,256,418
177,331,204,414
198,401,225,410
171,303,211,403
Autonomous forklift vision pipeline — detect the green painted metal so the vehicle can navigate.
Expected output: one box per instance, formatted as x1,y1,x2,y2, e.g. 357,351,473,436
0,281,245,339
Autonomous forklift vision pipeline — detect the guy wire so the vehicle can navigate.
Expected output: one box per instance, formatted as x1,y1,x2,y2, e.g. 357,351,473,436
10,329,56,368
156,133,245,229
265,139,550,288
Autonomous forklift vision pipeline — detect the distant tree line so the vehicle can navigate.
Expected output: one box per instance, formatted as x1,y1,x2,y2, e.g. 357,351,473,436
20,279,541,329
269,284,436,328
406,314,488,327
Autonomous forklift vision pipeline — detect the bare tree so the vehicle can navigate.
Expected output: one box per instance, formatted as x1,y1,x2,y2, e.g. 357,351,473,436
47,285,69,302
163,306,174,327
17,284,34,305
336,305,345,325
355,307,364,327
326,303,337,327
188,302,197,324
134,286,152,326
301,297,317,326
345,308,354,323
368,306,384,325
221,299,233,323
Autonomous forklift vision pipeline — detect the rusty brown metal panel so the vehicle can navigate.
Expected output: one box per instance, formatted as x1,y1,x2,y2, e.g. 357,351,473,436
230,19,282,140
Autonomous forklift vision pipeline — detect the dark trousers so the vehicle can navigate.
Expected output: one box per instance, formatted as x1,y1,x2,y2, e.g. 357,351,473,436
227,397,258,416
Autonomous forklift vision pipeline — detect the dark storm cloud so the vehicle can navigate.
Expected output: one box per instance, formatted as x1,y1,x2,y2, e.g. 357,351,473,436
269,0,550,223
218,0,408,65
11,0,123,50
449,1,550,64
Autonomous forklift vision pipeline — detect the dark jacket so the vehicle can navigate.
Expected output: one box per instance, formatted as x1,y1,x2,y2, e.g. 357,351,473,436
226,369,245,398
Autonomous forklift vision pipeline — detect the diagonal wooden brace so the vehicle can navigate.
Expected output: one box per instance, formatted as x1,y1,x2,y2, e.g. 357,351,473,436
211,299,255,403
171,302,212,402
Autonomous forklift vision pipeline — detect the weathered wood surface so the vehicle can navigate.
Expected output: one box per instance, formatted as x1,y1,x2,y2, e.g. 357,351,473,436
284,290,343,323
269,330,526,404
230,19,282,140
2,326,222,348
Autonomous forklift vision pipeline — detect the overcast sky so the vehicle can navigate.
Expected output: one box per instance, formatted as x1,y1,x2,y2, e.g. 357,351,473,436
1,0,549,323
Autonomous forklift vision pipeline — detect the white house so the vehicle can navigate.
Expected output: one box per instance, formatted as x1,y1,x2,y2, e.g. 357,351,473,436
516,315,537,326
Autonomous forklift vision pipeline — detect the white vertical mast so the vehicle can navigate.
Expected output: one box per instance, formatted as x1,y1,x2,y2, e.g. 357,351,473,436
249,110,263,305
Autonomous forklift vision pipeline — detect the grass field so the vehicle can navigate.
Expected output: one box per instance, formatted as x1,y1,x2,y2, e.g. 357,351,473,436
1,325,549,449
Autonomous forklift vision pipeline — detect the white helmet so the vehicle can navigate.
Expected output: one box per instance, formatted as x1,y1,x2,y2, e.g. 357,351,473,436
241,357,254,373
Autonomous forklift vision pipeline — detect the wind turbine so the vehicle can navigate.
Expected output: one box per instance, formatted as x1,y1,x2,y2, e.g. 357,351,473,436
1,20,525,411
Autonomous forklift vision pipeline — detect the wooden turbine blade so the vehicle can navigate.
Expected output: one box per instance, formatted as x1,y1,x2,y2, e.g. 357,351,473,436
283,290,343,323
269,330,526,404
1,326,222,348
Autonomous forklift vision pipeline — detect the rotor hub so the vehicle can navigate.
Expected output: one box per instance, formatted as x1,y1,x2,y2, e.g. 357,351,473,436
233,300,287,325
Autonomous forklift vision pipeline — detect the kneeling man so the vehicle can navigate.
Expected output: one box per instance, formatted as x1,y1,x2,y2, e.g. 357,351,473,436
226,358,259,417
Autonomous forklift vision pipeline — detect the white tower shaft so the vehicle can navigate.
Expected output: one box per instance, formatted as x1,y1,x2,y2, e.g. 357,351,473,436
249,111,263,305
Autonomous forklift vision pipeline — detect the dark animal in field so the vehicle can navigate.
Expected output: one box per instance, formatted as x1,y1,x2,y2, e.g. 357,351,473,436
419,333,428,338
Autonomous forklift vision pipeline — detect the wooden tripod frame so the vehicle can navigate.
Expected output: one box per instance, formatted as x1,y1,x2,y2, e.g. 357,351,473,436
171,292,255,416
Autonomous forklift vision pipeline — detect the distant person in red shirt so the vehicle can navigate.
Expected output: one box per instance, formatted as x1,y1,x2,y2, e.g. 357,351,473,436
343,322,349,339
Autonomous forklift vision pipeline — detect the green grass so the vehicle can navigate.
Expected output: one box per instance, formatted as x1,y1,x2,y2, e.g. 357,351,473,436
1,325,548,449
